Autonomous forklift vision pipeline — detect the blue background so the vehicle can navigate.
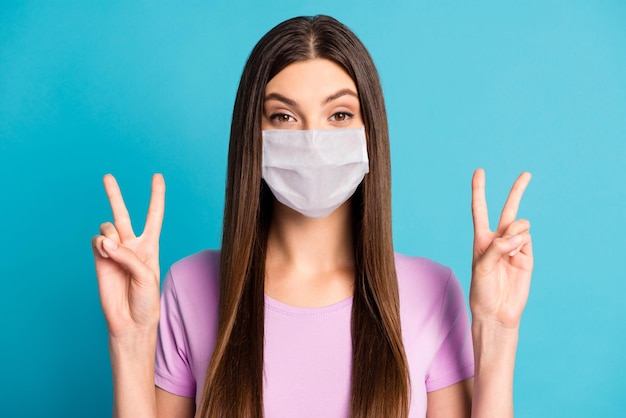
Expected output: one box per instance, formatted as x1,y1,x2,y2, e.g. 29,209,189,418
1,1,624,416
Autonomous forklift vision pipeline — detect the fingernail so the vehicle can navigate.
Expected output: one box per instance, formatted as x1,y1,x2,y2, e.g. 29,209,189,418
509,235,523,246
103,237,118,252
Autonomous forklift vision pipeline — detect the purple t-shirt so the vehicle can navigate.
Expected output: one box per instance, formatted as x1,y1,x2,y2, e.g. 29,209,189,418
155,250,474,417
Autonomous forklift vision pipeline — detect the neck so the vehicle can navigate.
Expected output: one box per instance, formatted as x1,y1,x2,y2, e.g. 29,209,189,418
264,199,356,307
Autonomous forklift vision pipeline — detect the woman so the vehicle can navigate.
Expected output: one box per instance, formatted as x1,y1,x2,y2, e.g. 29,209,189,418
92,15,532,418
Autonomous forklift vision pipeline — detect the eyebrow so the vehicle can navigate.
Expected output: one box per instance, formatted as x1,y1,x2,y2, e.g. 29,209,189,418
324,88,359,104
263,88,359,107
264,92,297,106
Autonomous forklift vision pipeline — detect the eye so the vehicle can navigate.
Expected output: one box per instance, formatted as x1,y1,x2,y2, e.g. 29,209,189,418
270,113,296,123
330,112,353,122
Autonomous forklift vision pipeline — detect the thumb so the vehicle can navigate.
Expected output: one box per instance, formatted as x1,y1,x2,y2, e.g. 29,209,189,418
101,237,156,285
476,235,524,272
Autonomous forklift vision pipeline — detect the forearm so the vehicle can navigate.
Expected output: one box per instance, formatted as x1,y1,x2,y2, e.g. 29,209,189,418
109,329,158,418
471,321,519,418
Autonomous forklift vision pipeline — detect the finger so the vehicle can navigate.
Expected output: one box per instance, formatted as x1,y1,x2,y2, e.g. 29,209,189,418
496,172,532,233
501,218,530,238
472,168,490,236
103,174,135,242
142,173,166,242
476,233,529,272
99,222,121,243
509,234,533,272
92,235,109,259
500,218,530,256
507,232,531,256
516,232,533,257
100,237,155,283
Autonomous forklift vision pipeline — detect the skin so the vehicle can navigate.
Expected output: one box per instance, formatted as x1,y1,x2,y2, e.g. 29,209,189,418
93,58,533,417
262,59,363,308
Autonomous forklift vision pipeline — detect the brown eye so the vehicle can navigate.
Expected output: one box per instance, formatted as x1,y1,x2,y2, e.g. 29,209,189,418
271,113,295,123
331,112,352,122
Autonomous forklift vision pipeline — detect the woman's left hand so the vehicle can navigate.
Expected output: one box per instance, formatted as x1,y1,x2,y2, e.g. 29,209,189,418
469,169,533,329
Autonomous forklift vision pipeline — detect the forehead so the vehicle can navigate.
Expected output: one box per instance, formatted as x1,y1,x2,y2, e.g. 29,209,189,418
264,58,357,99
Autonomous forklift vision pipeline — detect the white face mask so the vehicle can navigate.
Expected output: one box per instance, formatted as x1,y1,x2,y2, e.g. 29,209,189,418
261,127,369,218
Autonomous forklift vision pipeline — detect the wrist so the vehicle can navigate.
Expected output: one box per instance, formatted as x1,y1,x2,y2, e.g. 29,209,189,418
470,306,522,331
470,321,519,418
108,327,158,375
472,317,520,335
108,329,158,418
472,320,519,361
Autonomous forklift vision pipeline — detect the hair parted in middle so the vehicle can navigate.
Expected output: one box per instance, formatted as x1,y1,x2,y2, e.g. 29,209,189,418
197,15,411,418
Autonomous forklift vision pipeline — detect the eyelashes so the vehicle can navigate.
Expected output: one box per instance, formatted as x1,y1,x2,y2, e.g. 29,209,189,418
268,111,355,125
330,112,353,122
269,113,296,123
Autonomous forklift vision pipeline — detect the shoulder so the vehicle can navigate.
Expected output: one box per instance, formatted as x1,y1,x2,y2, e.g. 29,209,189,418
394,253,474,394
394,252,466,321
157,250,221,399
160,249,221,354
163,249,221,305
169,249,221,280
394,252,454,293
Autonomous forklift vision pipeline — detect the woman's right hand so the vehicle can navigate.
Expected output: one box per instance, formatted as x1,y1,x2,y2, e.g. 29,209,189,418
91,174,166,340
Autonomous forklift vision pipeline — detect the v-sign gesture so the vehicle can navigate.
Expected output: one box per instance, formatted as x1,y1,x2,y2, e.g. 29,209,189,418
469,169,533,330
92,174,166,339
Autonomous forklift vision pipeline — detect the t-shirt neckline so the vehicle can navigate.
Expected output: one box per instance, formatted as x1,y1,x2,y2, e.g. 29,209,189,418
264,294,353,318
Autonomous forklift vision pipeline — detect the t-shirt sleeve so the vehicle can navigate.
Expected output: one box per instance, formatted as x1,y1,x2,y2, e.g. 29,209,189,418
154,269,196,397
425,270,474,392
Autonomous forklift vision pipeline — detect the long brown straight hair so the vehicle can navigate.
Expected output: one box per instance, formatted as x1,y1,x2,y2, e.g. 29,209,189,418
197,15,410,418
